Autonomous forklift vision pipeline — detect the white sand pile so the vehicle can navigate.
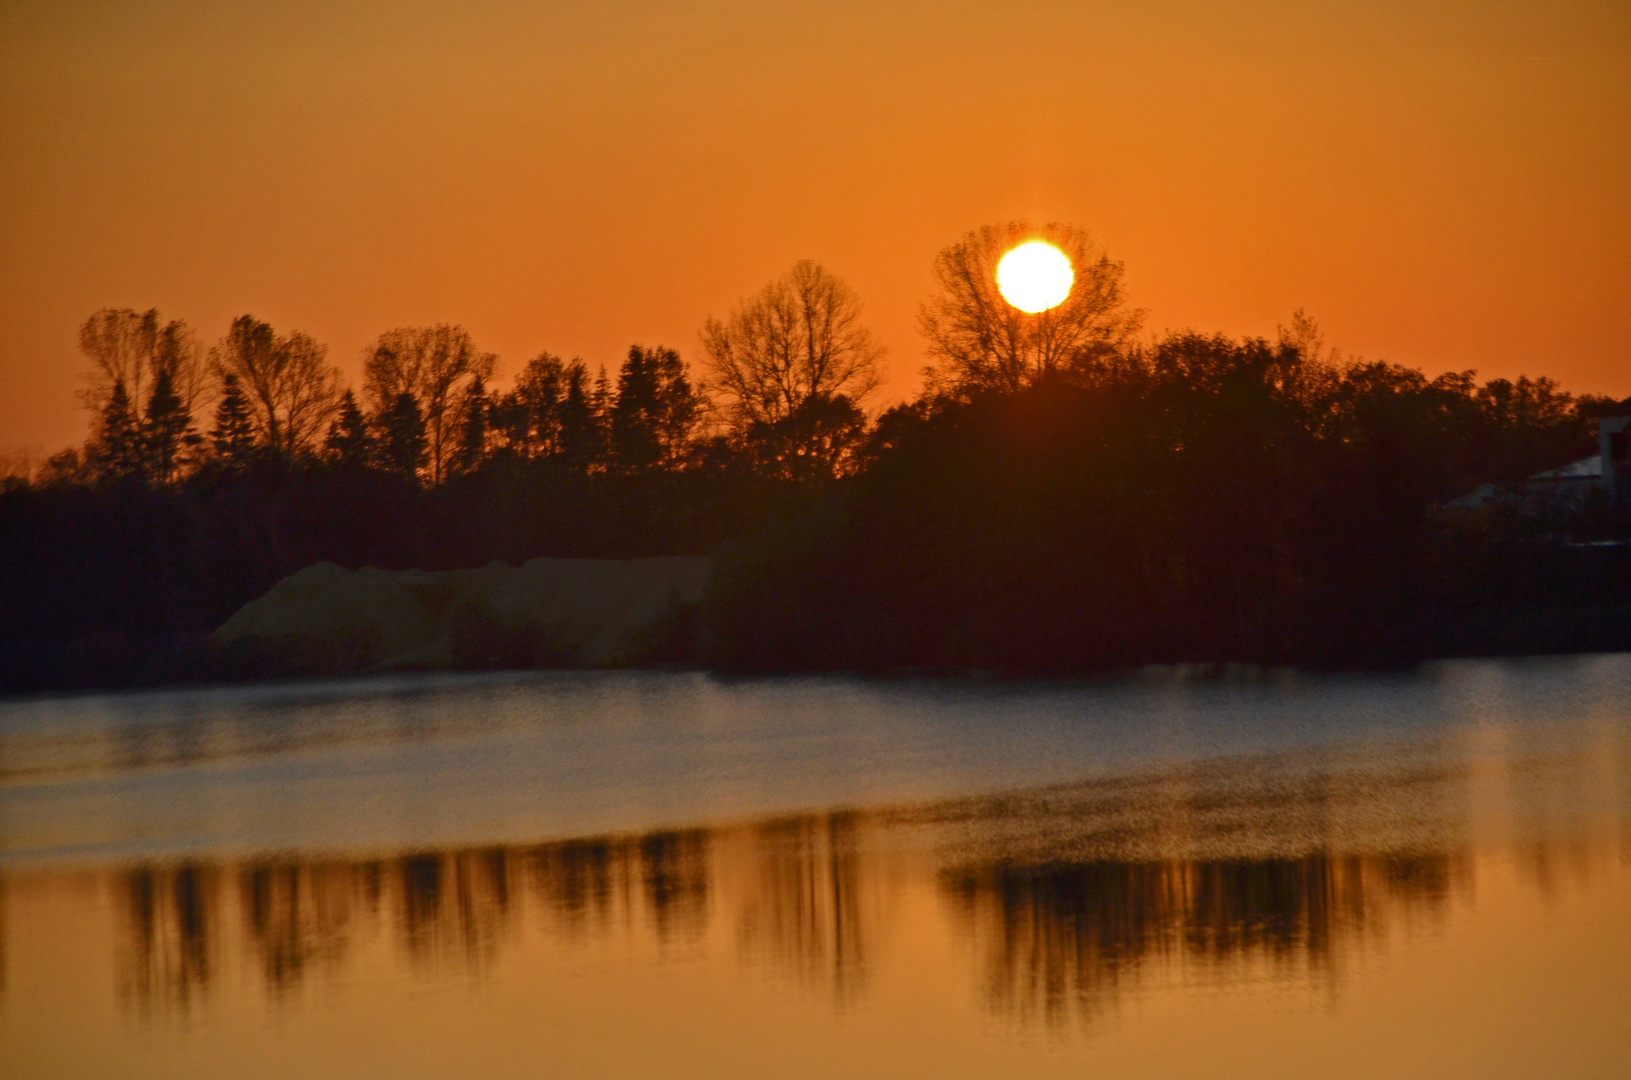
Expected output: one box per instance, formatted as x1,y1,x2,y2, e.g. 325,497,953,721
215,556,712,671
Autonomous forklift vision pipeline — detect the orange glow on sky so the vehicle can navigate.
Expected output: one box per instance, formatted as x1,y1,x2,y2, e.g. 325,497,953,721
1,0,1628,450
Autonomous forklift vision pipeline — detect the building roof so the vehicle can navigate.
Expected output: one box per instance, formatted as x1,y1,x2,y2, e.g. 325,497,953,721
1530,455,1602,481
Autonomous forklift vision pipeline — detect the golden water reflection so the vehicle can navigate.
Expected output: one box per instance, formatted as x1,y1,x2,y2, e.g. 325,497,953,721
5,673,1630,1078
102,821,1630,1035
5,722,1628,1080
98,777,1625,1035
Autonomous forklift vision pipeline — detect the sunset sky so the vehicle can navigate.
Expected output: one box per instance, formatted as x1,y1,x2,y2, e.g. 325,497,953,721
2,0,1627,451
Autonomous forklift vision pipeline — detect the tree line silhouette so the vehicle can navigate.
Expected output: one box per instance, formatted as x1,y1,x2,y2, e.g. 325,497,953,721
1,226,1627,689
707,321,1631,673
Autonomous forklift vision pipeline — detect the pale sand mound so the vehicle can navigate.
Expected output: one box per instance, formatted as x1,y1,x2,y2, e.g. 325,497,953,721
215,556,711,671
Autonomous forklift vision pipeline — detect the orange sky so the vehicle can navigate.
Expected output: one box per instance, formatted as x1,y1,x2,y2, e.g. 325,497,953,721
2,0,1627,451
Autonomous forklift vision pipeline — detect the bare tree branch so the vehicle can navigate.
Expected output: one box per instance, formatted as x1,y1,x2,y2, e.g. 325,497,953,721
918,222,1144,397
701,261,884,432
363,325,497,484
210,316,342,459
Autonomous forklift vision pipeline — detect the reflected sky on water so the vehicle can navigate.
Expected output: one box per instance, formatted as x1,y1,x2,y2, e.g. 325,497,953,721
1,657,1629,1077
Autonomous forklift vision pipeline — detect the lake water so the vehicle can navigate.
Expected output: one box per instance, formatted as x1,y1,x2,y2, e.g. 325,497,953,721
2,658,1628,1078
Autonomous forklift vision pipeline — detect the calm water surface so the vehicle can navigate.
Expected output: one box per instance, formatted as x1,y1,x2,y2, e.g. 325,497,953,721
2,658,1628,1078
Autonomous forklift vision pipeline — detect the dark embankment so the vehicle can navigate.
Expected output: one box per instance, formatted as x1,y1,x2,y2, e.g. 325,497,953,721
215,557,709,673
0,462,791,693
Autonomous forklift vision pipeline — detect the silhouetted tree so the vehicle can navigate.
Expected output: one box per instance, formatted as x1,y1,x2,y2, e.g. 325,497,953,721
80,308,158,415
34,447,91,487
451,375,490,475
701,261,884,435
483,353,606,473
919,222,1143,398
90,383,143,482
78,308,206,422
210,316,341,459
591,366,613,418
209,374,258,467
323,390,372,468
77,309,207,484
496,352,587,461
494,354,558,459
141,369,199,484
559,363,605,472
703,316,1625,674
744,393,869,482
1474,375,1597,482
611,346,699,473
362,325,497,484
376,392,428,480
7,288,1627,695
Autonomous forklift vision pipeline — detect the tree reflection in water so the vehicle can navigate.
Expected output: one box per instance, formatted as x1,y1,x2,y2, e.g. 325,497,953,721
396,848,516,968
527,837,623,939
736,811,880,1004
105,832,1481,1022
638,830,711,948
96,728,1623,1028
117,863,221,1016
239,861,376,994
943,852,1461,1029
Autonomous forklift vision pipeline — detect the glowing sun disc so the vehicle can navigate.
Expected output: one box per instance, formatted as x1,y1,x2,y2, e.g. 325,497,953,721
996,241,1074,313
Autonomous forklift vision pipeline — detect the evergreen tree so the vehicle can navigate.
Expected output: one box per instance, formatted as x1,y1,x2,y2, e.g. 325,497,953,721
503,354,565,459
91,383,143,482
210,373,258,467
141,369,199,484
376,391,428,480
450,376,490,475
591,365,613,426
324,389,372,468
557,362,603,473
611,345,699,473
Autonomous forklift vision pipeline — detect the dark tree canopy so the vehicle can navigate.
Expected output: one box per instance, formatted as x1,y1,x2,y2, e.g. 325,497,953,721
451,375,491,476
742,392,869,483
90,383,142,482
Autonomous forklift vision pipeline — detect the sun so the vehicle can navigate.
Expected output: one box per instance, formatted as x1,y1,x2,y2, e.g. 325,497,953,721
996,241,1074,313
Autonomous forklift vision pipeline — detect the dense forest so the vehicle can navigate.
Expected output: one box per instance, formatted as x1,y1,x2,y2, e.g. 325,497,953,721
2,225,1627,691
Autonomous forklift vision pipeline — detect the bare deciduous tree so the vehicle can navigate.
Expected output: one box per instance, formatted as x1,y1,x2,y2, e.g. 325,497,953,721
918,222,1143,397
362,325,497,484
700,261,884,433
210,316,342,459
78,308,207,420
